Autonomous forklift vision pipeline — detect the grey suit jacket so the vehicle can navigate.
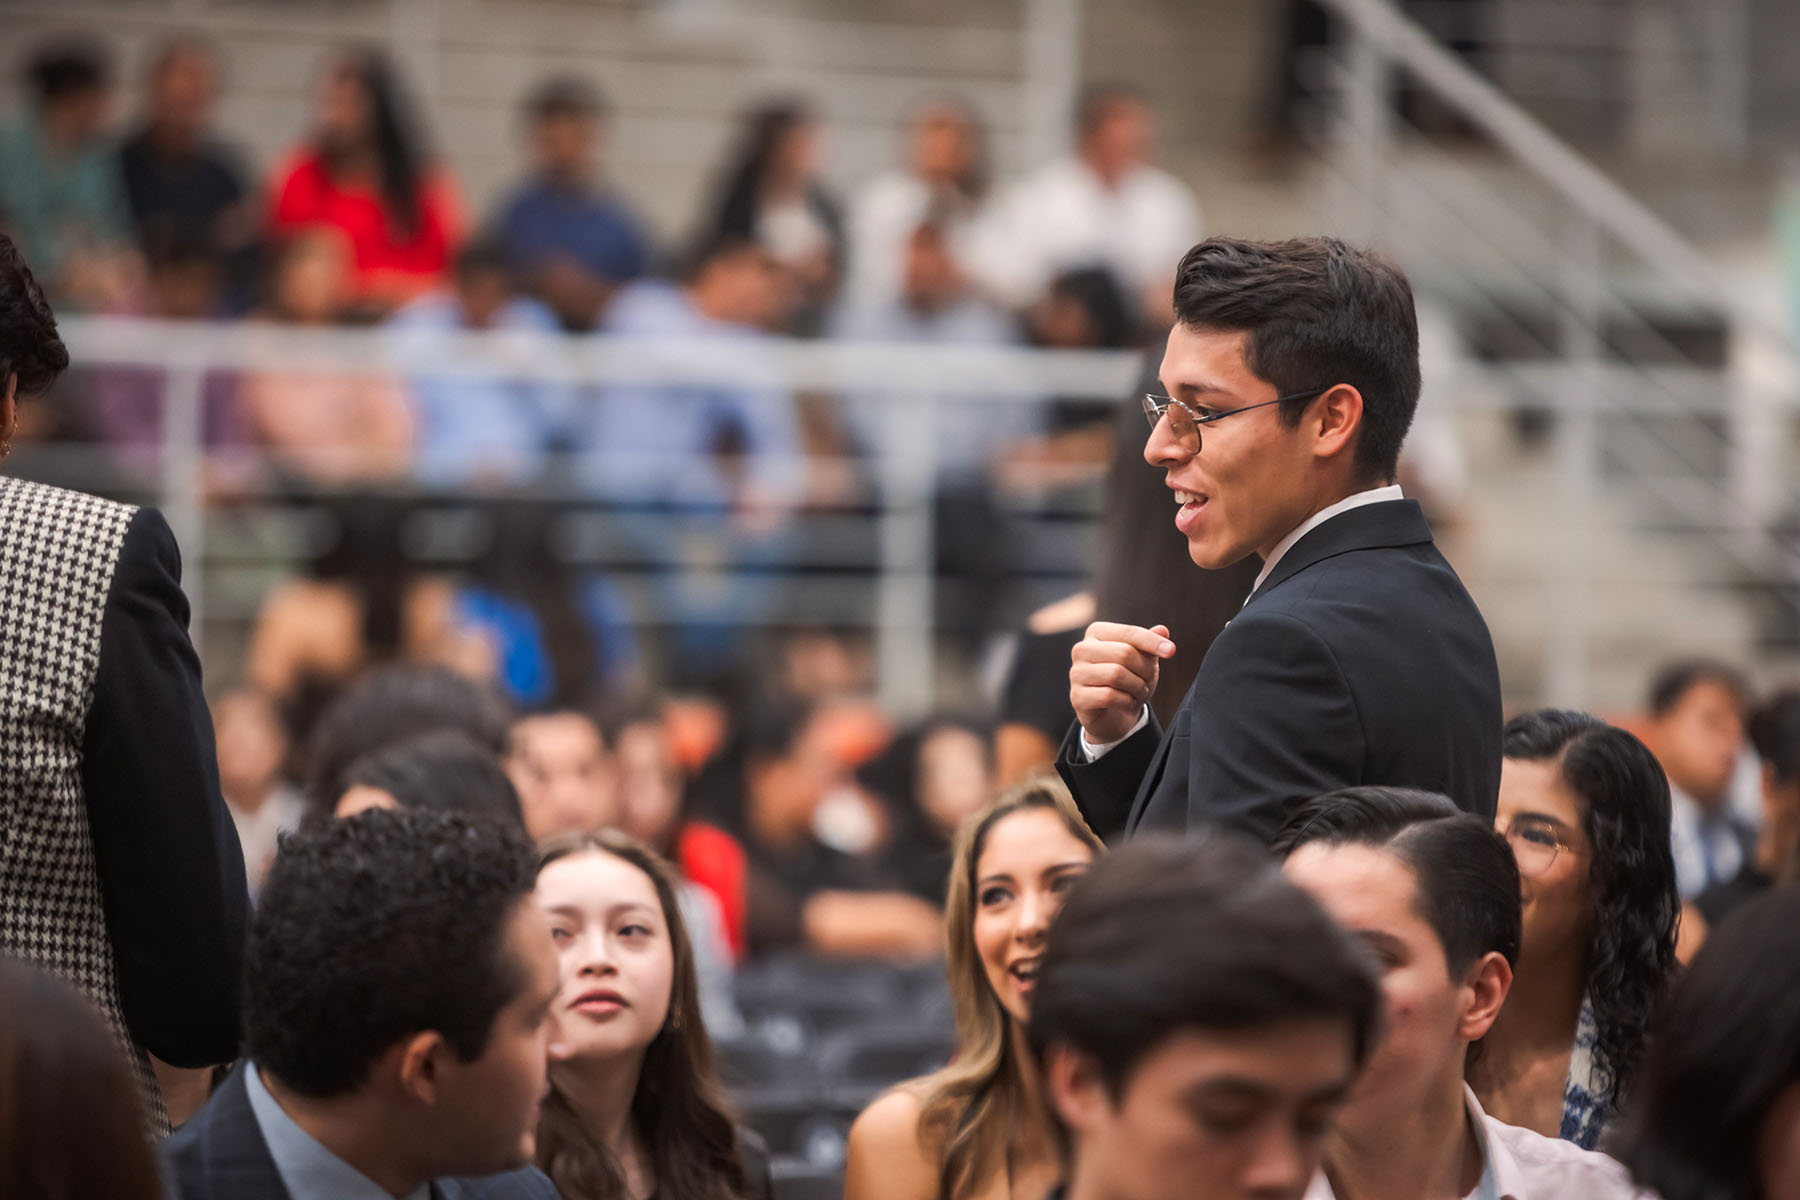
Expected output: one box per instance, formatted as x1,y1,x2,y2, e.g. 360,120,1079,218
163,1066,560,1200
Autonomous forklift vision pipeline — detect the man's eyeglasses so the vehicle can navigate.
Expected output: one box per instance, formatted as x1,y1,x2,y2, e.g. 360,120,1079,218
1498,814,1578,877
1141,387,1330,456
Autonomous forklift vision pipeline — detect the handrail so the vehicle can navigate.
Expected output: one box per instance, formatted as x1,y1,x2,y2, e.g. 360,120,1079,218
1312,0,1794,356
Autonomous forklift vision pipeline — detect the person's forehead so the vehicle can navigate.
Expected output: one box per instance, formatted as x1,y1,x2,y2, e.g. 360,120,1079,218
1158,326,1256,391
538,850,659,910
1125,1022,1354,1100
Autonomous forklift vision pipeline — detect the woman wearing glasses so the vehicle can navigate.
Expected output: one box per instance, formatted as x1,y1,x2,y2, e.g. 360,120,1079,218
1469,709,1680,1149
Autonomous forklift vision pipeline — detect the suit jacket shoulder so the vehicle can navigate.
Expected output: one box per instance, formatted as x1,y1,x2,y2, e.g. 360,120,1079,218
436,1167,561,1199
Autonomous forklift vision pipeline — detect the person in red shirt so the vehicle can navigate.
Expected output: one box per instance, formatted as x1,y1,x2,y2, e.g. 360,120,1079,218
267,48,460,316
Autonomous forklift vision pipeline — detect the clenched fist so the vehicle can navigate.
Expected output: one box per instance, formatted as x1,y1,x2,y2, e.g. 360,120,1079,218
1069,622,1176,745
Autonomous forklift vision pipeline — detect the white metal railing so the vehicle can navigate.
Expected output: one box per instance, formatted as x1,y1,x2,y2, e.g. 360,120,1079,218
50,319,1138,715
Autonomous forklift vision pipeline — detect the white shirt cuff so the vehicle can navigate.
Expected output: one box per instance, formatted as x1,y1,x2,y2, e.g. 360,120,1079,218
1079,706,1150,762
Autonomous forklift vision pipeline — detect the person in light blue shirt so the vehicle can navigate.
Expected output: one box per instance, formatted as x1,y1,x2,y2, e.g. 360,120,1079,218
575,234,804,683
387,239,569,489
163,809,562,1200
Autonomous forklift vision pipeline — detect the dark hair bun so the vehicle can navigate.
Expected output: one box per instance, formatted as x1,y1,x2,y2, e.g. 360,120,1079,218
0,234,71,397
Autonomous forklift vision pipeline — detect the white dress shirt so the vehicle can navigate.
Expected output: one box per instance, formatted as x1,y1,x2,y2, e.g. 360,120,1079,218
1080,485,1404,762
1302,1086,1649,1200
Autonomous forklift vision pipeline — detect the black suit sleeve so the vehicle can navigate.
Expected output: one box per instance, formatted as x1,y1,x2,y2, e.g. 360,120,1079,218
1181,609,1364,842
81,506,249,1067
1055,713,1162,843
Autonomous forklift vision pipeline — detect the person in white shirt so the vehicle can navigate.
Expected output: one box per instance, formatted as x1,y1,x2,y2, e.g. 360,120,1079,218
1273,787,1650,1200
971,84,1199,323
1641,659,1756,900
844,96,992,311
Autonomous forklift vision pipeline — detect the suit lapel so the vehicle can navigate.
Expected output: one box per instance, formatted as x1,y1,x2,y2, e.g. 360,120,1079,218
199,1066,291,1199
1245,500,1433,607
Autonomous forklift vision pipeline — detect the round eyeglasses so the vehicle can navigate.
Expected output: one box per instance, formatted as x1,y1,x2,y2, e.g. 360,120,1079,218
1141,386,1330,456
1498,815,1577,878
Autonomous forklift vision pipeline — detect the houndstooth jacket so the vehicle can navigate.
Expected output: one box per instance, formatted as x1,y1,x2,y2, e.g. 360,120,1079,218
0,476,249,1135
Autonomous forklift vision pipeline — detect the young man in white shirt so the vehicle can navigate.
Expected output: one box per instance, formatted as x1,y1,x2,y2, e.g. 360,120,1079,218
1274,787,1648,1200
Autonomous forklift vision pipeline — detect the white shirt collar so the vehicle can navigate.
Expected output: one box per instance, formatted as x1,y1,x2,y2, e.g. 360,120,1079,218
1252,484,1405,595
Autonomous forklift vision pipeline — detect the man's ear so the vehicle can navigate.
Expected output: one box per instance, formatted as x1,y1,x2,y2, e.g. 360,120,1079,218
1458,951,1513,1043
391,1031,450,1107
1045,1043,1110,1138
1309,383,1363,465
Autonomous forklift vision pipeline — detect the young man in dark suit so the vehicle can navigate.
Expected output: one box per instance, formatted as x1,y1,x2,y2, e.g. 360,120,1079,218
164,808,562,1200
1059,236,1501,842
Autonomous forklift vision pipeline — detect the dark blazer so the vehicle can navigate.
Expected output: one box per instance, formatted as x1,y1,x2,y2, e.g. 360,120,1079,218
86,506,249,1066
1057,499,1502,842
164,1066,560,1200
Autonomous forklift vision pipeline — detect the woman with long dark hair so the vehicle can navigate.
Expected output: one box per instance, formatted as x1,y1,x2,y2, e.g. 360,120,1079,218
268,46,459,315
1612,885,1800,1200
0,959,165,1198
704,99,842,334
845,779,1102,1200
1468,709,1680,1148
535,830,770,1200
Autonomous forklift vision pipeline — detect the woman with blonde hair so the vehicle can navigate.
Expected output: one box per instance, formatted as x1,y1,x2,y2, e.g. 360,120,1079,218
845,777,1103,1200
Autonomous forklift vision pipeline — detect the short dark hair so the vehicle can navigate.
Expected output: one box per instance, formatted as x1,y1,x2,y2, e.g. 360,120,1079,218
1171,236,1421,484
1646,658,1750,719
1612,886,1800,1200
341,729,526,831
1502,711,1678,1106
25,42,110,105
1748,688,1800,785
527,75,604,122
1073,81,1145,138
1271,786,1521,973
244,808,539,1098
0,233,71,397
453,236,510,283
1028,834,1381,1095
303,666,512,821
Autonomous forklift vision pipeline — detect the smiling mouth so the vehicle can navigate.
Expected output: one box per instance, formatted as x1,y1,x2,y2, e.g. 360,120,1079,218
1008,959,1041,988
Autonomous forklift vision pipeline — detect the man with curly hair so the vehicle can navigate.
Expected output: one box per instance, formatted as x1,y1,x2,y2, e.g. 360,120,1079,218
164,808,561,1199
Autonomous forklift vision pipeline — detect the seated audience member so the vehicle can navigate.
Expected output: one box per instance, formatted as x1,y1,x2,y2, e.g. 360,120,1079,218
845,95,991,311
0,41,141,311
507,709,623,842
1642,659,1754,901
535,831,771,1199
0,959,164,1200
580,232,804,683
1273,787,1642,1200
615,701,749,948
332,728,527,830
1476,710,1679,1146
164,808,560,1198
1612,886,1800,1200
240,231,416,484
117,38,256,311
1028,834,1380,1200
973,83,1198,324
692,699,943,960
213,686,306,891
455,498,642,709
1694,687,1800,929
702,100,843,336
863,716,997,903
847,780,1101,1200
300,663,513,817
494,76,650,331
267,48,460,316
387,239,565,489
